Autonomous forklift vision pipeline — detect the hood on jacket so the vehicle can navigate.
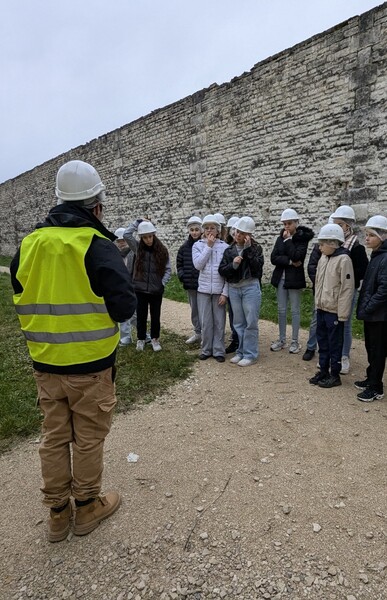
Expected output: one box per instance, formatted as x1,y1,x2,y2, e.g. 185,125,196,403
327,246,350,259
36,203,116,242
291,225,315,243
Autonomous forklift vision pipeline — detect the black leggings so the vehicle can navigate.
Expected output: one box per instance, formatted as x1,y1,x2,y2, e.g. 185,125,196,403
135,292,163,340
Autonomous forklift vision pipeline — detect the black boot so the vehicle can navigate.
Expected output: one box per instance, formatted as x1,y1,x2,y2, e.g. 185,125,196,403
225,341,239,354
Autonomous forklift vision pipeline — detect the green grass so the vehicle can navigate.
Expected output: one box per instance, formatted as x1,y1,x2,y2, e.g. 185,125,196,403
0,272,197,452
0,255,12,267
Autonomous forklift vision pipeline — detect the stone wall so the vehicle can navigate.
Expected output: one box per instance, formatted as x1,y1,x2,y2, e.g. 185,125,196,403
1,3,387,280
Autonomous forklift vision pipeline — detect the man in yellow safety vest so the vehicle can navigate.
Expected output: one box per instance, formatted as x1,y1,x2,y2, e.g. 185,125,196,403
10,160,137,542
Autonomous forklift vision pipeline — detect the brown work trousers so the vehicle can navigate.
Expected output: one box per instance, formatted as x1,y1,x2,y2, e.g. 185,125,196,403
33,368,116,508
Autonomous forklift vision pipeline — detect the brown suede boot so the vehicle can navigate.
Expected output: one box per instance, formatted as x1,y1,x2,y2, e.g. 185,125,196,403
73,491,121,536
48,502,72,543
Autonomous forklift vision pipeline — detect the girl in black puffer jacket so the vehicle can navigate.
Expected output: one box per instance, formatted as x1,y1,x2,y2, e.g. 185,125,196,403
270,208,314,354
176,216,203,344
355,216,387,402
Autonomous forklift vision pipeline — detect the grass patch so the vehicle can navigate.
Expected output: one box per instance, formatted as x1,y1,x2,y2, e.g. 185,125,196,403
164,275,188,303
0,273,197,452
115,332,197,409
0,255,12,267
0,274,41,452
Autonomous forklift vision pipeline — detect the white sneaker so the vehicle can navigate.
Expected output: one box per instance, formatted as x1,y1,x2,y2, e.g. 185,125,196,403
151,338,162,352
289,340,301,354
136,340,145,351
185,333,201,345
340,356,350,374
230,355,242,364
270,339,287,352
238,358,257,367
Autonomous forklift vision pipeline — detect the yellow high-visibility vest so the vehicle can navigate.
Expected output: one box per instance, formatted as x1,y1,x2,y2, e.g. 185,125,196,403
13,227,119,366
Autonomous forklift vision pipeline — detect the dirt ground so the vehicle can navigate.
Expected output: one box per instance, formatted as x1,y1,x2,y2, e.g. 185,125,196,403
1,298,387,600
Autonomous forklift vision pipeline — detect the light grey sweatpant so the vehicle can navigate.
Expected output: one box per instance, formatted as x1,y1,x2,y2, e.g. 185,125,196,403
187,289,201,335
197,292,226,357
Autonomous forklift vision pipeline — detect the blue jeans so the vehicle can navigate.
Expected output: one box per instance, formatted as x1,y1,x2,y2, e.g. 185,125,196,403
276,279,301,343
342,289,358,358
228,282,262,361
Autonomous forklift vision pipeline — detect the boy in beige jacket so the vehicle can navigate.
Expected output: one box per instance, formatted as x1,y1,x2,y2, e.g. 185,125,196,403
309,224,354,388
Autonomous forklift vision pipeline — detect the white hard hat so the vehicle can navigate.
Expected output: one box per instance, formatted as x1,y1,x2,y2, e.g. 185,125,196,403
202,214,221,229
331,205,356,221
55,160,105,202
187,215,202,227
227,216,239,228
328,214,335,224
280,208,299,221
114,227,126,239
365,215,387,231
138,221,157,235
213,212,226,225
317,224,345,244
235,216,255,234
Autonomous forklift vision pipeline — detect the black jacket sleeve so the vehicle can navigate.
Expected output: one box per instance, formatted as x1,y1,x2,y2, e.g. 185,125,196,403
10,249,22,293
307,244,321,285
176,244,185,281
350,244,369,289
85,236,137,323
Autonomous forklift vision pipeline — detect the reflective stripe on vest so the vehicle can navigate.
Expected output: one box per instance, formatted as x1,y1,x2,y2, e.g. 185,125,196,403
15,303,109,316
14,227,119,366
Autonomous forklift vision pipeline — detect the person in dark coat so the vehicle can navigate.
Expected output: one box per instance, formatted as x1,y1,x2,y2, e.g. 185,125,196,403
302,242,322,361
176,216,202,344
124,219,171,352
355,215,387,402
270,208,314,354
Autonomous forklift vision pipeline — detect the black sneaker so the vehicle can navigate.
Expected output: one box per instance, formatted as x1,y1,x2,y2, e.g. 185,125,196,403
225,341,239,354
199,353,211,360
214,356,225,363
309,371,328,385
318,375,342,388
354,379,370,390
302,349,315,361
357,389,384,402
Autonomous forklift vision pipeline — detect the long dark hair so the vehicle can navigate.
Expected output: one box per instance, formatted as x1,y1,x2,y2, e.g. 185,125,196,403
134,236,169,278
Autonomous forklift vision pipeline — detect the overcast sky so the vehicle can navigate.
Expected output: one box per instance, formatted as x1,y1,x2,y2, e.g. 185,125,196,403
0,0,383,184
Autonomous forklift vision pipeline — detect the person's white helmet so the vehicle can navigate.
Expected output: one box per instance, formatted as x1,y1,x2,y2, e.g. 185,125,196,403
227,216,239,228
55,160,105,202
114,227,126,239
280,208,299,222
235,216,255,234
331,205,356,221
365,215,387,231
213,212,226,225
328,214,335,224
202,214,221,229
138,221,157,235
317,224,345,244
187,215,202,227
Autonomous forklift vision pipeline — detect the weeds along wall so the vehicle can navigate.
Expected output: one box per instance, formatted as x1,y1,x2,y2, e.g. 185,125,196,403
1,4,387,281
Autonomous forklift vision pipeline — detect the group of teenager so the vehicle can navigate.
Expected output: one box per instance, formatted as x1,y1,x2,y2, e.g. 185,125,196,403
9,158,387,544
117,207,387,404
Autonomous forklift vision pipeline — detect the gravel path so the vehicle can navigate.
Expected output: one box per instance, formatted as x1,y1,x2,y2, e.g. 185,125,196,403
1,299,387,600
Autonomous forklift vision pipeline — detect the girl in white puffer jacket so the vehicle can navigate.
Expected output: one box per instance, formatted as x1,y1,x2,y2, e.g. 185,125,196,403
192,215,229,362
